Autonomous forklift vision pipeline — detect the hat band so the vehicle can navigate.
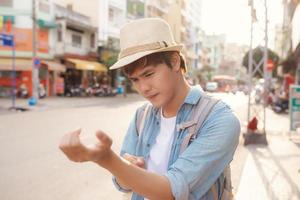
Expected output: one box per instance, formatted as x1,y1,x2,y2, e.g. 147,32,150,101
119,41,171,59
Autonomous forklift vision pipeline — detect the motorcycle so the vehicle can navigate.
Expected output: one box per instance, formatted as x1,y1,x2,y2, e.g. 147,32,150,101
271,95,289,113
65,85,82,97
18,84,29,98
38,84,46,99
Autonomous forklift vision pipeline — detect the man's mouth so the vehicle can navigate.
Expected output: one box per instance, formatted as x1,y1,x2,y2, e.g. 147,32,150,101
146,93,158,99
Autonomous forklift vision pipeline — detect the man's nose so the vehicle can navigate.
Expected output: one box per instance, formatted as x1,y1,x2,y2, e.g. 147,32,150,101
138,80,151,94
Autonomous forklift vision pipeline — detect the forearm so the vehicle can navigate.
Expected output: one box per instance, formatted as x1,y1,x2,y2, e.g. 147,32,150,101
96,150,174,200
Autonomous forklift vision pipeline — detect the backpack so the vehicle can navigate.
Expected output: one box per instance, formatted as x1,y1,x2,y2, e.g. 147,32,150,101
136,94,234,200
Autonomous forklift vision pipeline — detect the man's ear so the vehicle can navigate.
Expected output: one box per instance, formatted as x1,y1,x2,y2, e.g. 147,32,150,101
171,52,181,72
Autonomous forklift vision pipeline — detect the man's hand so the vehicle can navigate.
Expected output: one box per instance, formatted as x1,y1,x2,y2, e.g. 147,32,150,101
122,153,145,168
60,130,174,200
59,129,112,163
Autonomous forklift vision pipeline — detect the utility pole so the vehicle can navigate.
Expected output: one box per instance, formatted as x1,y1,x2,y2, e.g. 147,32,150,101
263,0,269,135
244,0,269,145
31,0,39,102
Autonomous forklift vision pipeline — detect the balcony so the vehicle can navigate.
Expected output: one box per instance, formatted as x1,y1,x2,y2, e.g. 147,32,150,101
54,4,96,31
109,0,126,11
147,0,169,14
54,42,96,57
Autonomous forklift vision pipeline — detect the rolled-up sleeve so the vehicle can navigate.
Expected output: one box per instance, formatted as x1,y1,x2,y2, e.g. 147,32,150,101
112,177,132,193
112,108,140,192
165,169,190,200
165,102,241,200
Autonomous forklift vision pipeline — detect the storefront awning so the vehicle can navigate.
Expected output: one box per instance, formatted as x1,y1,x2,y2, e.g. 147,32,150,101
67,58,107,72
0,58,32,71
41,61,65,72
0,58,66,71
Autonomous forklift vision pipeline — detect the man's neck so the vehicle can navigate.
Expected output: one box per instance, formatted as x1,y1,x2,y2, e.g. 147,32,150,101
162,79,191,118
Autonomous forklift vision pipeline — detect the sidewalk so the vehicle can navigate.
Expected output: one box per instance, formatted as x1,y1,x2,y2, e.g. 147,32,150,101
1,94,299,199
0,94,143,115
235,133,300,200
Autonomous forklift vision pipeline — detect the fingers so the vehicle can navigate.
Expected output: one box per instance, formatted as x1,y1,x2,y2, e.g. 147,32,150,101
136,157,145,168
123,153,137,163
123,153,145,168
59,128,81,150
59,129,113,163
70,128,82,146
59,128,88,162
95,130,112,148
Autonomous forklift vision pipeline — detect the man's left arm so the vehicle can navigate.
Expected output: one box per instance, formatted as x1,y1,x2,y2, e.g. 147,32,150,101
164,103,241,200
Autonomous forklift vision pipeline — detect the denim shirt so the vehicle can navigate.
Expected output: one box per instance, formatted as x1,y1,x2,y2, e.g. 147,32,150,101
113,85,241,200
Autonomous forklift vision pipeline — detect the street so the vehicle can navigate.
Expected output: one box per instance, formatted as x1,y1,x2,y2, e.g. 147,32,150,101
0,92,299,200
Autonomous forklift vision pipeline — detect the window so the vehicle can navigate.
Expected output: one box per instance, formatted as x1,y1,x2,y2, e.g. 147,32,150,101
67,3,73,11
90,33,95,48
57,25,62,42
107,37,120,50
39,1,50,13
108,7,114,22
1,0,13,7
72,34,82,48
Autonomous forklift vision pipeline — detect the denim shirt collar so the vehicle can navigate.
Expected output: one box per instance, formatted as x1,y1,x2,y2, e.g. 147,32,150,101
153,85,204,120
183,85,204,105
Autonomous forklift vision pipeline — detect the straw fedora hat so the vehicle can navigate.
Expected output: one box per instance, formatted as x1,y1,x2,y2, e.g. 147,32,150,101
109,18,183,70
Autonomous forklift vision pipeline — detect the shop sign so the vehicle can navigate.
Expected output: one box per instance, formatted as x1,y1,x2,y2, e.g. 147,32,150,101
0,33,14,47
290,85,300,131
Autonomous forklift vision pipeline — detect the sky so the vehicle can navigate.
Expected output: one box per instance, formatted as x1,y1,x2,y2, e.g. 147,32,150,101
201,0,284,47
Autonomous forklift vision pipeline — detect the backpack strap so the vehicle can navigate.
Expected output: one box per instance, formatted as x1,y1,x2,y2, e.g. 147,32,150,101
223,165,233,197
177,94,234,200
179,94,219,154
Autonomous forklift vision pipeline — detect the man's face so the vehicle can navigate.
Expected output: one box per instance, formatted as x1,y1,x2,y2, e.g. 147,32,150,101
127,62,179,108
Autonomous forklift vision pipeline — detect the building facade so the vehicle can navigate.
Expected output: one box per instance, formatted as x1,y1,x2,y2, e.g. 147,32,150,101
292,3,300,51
54,3,107,95
0,0,63,97
202,34,225,70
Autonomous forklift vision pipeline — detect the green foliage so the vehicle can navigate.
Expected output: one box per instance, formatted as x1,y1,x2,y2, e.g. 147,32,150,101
242,46,280,78
281,43,300,75
105,54,118,67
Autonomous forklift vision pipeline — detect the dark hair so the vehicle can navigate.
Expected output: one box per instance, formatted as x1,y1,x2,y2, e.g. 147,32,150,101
122,51,186,76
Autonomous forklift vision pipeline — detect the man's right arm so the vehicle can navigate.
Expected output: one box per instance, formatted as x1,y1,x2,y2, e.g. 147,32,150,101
59,129,174,200
97,148,174,200
114,153,146,191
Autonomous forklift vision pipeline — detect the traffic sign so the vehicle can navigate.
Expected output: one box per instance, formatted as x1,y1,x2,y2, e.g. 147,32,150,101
290,85,300,131
267,59,274,72
33,58,41,68
0,33,14,47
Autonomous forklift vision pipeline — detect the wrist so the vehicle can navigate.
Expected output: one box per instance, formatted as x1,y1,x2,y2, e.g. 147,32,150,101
94,149,115,168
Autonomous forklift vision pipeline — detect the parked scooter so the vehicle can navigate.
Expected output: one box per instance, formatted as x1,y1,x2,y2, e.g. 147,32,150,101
272,97,289,113
269,90,289,113
65,85,81,97
38,84,46,99
18,83,29,98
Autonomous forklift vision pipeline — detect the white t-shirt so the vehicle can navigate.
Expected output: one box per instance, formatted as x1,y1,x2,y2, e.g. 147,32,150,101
147,109,176,175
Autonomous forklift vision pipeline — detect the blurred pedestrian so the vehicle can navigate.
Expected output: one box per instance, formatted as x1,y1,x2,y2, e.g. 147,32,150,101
59,18,240,200
122,79,127,98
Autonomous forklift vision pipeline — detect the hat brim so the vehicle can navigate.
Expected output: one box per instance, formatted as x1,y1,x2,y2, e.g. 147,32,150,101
109,44,183,70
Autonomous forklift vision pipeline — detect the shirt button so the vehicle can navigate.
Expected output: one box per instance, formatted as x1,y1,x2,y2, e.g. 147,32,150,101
147,144,150,147
156,121,159,125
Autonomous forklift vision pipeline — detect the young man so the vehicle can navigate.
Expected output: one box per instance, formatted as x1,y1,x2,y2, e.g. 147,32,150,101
59,18,240,200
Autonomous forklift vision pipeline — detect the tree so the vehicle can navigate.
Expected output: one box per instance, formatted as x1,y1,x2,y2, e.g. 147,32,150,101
242,46,280,78
200,64,215,81
281,43,300,75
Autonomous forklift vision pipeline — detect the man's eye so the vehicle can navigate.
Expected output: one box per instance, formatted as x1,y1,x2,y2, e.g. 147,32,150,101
145,73,154,77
